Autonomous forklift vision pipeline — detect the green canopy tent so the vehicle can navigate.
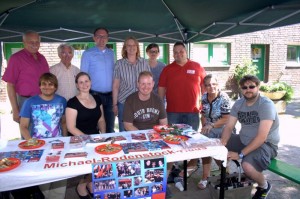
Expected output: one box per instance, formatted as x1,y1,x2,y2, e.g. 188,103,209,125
1,0,300,69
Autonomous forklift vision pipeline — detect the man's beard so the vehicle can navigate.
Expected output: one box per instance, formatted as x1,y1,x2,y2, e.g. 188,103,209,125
243,92,258,101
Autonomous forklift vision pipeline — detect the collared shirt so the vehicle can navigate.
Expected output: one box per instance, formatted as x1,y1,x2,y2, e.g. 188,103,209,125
158,59,206,113
80,47,115,93
2,49,49,96
50,62,80,101
114,57,150,104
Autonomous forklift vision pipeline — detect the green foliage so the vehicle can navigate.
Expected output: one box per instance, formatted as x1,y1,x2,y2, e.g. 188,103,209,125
233,59,259,83
260,82,294,103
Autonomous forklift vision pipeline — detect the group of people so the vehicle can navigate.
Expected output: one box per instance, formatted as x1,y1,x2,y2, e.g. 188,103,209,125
2,27,280,199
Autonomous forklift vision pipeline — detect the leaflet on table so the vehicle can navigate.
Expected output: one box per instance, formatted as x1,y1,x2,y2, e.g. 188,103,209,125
70,135,128,148
92,157,167,199
0,150,44,162
121,141,170,154
182,134,223,149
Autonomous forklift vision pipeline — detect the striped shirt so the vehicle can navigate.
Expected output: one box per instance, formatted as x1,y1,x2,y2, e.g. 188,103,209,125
50,62,80,101
114,57,150,103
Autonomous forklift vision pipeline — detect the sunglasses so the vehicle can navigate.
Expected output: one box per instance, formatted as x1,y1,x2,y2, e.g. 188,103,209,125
241,85,256,90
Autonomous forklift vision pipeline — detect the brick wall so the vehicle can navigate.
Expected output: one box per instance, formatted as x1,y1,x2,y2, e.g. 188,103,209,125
199,23,300,98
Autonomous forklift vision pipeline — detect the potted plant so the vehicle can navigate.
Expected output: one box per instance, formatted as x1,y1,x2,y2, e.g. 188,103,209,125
226,59,259,98
259,81,294,103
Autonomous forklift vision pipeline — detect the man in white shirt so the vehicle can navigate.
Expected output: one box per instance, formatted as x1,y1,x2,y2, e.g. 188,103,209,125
50,43,80,101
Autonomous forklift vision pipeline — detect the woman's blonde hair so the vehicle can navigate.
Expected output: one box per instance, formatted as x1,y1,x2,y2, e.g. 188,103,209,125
121,36,140,58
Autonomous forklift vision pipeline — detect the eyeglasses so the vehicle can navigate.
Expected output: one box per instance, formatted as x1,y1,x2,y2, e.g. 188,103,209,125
95,35,108,40
241,85,256,90
149,50,158,54
205,83,218,87
127,45,137,48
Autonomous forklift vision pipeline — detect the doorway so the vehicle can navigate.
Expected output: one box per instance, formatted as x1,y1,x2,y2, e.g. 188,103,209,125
251,44,266,81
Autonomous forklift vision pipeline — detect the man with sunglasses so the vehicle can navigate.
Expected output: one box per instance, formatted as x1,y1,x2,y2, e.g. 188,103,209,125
221,75,279,199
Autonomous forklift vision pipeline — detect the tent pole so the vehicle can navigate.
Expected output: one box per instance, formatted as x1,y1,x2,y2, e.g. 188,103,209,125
161,0,186,42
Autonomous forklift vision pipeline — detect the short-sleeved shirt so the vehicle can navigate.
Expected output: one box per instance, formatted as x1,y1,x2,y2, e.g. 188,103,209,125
50,62,80,101
150,61,165,94
230,95,280,146
20,94,67,138
67,95,102,135
201,91,231,123
158,59,206,113
123,92,167,130
114,58,150,104
2,49,49,96
81,47,115,92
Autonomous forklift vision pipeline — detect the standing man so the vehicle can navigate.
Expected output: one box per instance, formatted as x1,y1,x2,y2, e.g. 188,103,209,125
81,27,115,133
158,41,206,131
123,71,167,131
2,30,49,123
50,43,80,101
221,75,279,199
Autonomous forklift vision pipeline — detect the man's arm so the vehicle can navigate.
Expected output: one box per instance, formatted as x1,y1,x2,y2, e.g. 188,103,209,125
112,78,120,116
220,115,238,146
19,117,31,140
61,115,67,136
159,118,168,125
124,122,139,131
7,83,20,123
241,120,273,156
158,87,166,101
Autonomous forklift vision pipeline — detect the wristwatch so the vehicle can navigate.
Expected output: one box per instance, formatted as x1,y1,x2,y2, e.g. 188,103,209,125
239,152,245,159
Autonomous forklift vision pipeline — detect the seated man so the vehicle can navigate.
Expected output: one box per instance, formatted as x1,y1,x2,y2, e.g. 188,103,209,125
123,71,167,130
18,73,67,199
221,75,279,199
20,73,67,139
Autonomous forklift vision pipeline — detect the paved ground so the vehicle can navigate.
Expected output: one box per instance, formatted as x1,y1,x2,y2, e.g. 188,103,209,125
0,98,299,199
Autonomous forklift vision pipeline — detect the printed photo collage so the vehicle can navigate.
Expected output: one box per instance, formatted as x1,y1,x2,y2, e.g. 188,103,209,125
0,150,44,162
92,157,167,199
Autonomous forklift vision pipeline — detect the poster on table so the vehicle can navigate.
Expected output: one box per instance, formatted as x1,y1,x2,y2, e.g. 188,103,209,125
92,157,167,199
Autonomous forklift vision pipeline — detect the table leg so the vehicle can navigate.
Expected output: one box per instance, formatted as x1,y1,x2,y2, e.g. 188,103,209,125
183,160,187,190
219,161,226,199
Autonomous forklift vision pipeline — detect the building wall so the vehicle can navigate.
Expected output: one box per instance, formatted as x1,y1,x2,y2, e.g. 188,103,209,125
199,24,300,97
1,23,300,104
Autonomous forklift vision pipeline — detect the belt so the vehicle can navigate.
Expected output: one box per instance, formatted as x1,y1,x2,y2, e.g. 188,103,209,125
90,90,112,96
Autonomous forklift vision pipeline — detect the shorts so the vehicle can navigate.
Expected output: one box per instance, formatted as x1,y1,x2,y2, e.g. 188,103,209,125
226,134,277,172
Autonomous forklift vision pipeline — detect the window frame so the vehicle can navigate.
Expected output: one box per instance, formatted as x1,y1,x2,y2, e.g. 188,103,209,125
286,45,300,67
192,42,230,67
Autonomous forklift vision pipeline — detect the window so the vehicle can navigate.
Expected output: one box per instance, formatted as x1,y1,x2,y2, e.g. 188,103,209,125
287,45,300,66
192,43,230,66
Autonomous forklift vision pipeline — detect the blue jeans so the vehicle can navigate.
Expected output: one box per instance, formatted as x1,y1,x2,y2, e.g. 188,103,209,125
117,102,125,132
167,112,200,131
91,92,115,133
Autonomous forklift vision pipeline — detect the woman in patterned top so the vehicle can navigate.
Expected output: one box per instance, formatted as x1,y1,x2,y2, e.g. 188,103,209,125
198,74,232,189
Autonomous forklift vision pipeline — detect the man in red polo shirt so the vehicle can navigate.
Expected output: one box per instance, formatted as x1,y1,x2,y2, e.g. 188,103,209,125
158,41,206,131
2,30,49,123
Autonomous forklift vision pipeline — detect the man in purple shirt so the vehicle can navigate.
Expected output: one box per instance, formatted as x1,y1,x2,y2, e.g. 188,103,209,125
2,30,49,123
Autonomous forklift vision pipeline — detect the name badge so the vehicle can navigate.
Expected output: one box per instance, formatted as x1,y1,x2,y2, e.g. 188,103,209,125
187,70,195,74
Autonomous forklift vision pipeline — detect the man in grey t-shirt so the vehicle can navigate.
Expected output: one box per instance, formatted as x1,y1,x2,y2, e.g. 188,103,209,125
221,75,279,199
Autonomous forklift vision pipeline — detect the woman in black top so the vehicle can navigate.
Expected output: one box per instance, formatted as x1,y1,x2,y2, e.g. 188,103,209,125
66,72,106,135
66,72,106,198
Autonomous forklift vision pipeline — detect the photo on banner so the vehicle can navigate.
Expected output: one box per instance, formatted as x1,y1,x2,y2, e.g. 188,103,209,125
92,156,167,199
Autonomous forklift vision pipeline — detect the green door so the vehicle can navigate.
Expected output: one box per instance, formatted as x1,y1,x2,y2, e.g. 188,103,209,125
251,44,265,81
